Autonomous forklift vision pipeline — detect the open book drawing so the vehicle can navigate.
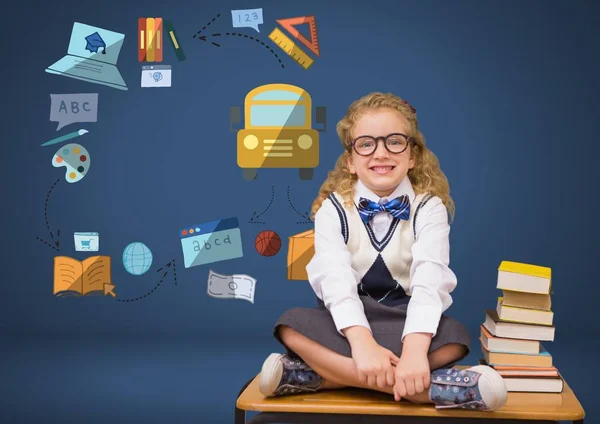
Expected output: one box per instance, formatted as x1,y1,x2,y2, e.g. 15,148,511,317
53,256,116,297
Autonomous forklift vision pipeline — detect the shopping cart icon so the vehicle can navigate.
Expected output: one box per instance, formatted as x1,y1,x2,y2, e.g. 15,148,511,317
74,232,99,251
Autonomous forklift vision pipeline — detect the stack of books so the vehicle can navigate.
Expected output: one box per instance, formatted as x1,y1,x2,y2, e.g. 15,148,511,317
479,261,563,393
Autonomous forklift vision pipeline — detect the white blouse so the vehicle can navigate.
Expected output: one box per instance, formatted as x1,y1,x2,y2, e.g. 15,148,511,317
306,177,458,342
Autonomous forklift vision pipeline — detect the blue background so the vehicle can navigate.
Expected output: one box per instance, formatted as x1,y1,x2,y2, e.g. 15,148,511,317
2,0,597,422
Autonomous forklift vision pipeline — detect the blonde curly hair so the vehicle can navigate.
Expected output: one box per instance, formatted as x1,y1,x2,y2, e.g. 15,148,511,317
310,92,455,222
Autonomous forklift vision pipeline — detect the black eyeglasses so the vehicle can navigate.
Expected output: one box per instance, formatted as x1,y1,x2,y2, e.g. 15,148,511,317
350,133,413,156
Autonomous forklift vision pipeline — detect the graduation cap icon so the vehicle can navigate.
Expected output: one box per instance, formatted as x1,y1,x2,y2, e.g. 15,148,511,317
85,31,106,54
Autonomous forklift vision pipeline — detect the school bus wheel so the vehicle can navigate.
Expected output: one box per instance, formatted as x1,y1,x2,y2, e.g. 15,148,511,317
299,168,313,180
243,135,259,150
243,169,258,181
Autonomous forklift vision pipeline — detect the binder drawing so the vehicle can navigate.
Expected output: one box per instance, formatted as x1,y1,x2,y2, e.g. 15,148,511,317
154,18,163,62
138,18,146,61
164,20,186,62
146,17,155,62
138,17,163,62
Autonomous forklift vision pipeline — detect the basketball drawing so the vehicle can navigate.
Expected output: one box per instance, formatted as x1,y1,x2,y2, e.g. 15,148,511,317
255,230,281,257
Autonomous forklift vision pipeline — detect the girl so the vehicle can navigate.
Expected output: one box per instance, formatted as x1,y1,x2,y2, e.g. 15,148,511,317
258,92,508,411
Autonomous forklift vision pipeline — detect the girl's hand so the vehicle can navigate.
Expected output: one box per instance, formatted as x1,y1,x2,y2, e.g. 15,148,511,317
351,340,400,389
393,351,431,401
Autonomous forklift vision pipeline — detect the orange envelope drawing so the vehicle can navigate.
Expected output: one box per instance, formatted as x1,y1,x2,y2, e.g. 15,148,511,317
287,229,315,280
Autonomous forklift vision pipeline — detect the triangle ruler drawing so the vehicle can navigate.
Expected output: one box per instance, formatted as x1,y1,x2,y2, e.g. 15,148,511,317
268,28,314,69
276,16,320,57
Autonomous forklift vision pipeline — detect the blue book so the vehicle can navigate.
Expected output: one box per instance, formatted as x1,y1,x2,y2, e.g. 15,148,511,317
481,340,553,367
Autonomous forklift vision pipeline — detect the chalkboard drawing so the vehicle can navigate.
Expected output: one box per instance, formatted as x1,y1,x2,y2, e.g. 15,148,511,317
230,83,327,181
53,256,116,297
49,93,98,132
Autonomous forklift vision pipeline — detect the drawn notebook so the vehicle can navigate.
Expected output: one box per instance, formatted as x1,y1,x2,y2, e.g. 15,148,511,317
53,256,112,297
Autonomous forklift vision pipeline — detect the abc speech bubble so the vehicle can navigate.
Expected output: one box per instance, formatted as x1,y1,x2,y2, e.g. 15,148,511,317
50,93,98,131
231,8,263,32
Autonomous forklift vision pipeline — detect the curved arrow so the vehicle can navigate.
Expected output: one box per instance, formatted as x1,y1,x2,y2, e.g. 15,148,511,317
249,186,275,224
36,178,61,251
117,259,177,303
196,32,285,68
287,186,313,224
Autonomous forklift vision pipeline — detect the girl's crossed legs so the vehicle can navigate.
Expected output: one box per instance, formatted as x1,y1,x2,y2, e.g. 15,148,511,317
278,325,468,404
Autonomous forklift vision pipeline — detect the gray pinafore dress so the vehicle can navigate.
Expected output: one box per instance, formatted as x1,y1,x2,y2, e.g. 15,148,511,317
274,192,470,366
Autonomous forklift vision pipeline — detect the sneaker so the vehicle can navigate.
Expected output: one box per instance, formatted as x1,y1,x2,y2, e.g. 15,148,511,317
429,365,508,411
258,353,324,397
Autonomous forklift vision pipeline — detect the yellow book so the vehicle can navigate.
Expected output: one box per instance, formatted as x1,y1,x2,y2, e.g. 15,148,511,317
146,17,155,62
498,261,552,279
496,297,553,326
53,256,115,297
497,261,552,294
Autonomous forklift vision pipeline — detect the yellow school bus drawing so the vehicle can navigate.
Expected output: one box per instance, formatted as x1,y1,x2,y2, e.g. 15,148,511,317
230,83,326,180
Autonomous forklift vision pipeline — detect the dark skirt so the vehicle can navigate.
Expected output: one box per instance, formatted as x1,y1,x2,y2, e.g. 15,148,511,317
274,295,471,367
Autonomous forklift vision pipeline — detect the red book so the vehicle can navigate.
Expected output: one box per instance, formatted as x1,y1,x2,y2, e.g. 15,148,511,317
138,18,146,62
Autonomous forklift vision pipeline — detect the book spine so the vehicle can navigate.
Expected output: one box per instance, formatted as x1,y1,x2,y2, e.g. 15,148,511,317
287,238,293,279
146,17,155,62
498,313,553,326
154,18,163,62
164,20,186,62
138,18,146,62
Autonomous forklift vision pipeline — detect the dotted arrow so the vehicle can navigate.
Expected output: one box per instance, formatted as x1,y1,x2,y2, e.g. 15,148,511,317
287,186,313,224
36,178,61,251
193,13,221,38
196,35,221,47
193,13,222,47
171,260,178,286
117,259,176,303
196,32,285,68
249,186,275,224
35,236,59,252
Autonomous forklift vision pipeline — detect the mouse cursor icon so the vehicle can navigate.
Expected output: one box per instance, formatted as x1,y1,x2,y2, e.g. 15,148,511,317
103,283,117,297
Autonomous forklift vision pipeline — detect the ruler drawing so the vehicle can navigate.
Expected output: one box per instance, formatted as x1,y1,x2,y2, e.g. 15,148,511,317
268,27,314,69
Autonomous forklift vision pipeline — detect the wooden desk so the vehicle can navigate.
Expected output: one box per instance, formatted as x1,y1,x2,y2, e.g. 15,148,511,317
236,373,585,424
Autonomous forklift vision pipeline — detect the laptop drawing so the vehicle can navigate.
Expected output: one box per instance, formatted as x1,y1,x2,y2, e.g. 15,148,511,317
46,22,128,91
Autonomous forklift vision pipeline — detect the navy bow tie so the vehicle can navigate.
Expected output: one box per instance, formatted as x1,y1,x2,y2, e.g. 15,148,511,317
358,195,411,224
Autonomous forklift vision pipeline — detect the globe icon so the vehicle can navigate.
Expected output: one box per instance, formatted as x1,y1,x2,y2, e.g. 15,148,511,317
122,242,153,275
